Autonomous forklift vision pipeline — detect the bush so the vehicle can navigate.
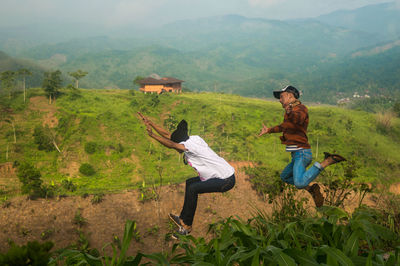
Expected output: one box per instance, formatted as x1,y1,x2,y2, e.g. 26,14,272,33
0,241,53,265
376,111,395,134
79,163,95,176
61,179,77,192
393,101,400,117
84,142,97,154
245,166,309,222
33,125,55,151
16,162,46,199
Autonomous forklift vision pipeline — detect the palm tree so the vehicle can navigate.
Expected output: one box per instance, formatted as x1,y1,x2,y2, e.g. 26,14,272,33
68,70,88,89
0,71,16,99
17,68,32,103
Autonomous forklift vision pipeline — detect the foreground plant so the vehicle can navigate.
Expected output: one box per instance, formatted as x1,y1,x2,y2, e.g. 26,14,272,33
51,220,144,266
167,206,400,265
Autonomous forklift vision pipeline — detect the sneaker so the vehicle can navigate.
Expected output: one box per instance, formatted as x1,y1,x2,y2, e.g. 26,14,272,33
306,183,324,208
169,213,183,227
171,226,191,239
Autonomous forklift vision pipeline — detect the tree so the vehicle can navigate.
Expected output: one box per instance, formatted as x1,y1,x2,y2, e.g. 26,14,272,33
42,70,62,104
133,76,144,89
68,70,88,89
394,101,400,118
0,71,16,99
17,68,32,103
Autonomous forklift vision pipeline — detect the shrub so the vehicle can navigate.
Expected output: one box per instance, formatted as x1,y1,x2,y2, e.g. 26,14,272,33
393,101,400,117
79,163,95,176
84,142,97,154
91,193,104,204
16,162,46,199
0,241,54,265
61,179,77,192
376,111,395,134
33,125,55,151
245,166,308,222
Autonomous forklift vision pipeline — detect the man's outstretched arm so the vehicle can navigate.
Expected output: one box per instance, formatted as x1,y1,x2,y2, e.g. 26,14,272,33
138,112,171,139
146,124,186,152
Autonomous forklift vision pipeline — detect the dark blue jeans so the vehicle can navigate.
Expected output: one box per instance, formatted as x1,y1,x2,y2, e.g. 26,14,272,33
179,174,235,226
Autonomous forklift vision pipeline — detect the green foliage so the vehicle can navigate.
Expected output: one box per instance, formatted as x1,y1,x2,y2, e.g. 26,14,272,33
245,166,309,223
42,70,62,100
0,70,16,98
163,207,400,265
1,89,399,196
394,101,400,117
73,209,87,228
16,162,47,199
84,141,97,154
79,163,95,176
0,241,54,265
52,220,144,265
138,181,158,203
33,125,55,151
61,179,77,192
321,159,372,207
91,193,104,204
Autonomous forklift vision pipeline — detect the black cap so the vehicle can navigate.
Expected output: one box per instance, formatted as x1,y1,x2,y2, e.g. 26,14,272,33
273,85,300,99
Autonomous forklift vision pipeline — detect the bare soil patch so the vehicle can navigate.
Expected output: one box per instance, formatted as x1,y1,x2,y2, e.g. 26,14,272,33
29,96,58,128
0,162,395,256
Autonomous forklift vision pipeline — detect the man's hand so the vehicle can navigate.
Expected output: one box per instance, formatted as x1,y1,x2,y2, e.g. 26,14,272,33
258,123,270,137
146,124,153,137
137,112,151,125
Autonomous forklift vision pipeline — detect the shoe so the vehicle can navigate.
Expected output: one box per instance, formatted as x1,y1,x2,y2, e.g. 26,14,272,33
169,213,192,234
171,226,191,239
169,213,182,228
306,183,324,208
323,152,346,164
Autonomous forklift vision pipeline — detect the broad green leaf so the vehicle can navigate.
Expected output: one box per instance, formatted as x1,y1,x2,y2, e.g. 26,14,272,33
285,248,319,266
251,247,260,266
273,251,296,266
344,231,359,257
320,246,355,266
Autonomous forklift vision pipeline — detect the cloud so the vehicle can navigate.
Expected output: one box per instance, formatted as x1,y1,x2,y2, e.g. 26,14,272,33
105,0,167,27
248,0,285,8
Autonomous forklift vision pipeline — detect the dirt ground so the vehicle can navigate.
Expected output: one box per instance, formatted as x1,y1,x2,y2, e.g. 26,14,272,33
0,162,397,257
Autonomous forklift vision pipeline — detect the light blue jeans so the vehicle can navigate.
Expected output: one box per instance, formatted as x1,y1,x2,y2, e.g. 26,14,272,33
280,149,323,189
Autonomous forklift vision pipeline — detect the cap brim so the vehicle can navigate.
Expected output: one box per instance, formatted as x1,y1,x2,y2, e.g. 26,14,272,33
273,91,281,99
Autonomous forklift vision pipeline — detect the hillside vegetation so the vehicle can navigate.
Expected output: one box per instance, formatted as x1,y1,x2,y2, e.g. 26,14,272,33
1,89,399,197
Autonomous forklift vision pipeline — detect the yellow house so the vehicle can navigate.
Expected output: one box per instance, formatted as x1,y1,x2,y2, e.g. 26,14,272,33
139,76,184,94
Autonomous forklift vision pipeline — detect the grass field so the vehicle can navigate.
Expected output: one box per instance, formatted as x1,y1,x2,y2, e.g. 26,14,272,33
1,88,399,196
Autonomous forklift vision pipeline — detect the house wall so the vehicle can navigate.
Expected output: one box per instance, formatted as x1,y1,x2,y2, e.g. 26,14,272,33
140,83,182,94
140,84,164,93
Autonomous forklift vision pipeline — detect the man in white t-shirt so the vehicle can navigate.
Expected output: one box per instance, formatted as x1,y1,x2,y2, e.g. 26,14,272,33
138,112,235,237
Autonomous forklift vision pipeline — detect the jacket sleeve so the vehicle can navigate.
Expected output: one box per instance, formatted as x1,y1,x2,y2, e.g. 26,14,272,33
270,107,307,132
269,124,283,133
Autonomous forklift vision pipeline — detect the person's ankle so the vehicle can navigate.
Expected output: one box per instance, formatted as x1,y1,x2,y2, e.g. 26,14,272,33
180,219,192,230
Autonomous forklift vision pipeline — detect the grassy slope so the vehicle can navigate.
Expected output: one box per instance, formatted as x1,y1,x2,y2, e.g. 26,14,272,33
1,89,399,196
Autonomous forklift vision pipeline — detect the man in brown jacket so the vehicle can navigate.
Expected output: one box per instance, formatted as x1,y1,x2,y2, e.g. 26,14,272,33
258,85,346,207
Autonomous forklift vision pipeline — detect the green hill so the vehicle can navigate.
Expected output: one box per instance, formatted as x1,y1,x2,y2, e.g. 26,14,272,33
0,51,45,88
1,89,399,197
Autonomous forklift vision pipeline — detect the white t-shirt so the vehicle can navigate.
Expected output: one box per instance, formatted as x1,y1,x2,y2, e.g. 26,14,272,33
181,136,235,181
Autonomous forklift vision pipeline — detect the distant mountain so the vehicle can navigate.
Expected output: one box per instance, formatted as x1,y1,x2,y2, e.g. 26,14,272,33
28,14,382,92
289,40,400,103
0,51,45,87
2,3,399,103
315,2,400,41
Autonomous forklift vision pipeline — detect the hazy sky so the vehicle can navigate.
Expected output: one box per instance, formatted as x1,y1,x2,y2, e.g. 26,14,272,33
0,0,398,28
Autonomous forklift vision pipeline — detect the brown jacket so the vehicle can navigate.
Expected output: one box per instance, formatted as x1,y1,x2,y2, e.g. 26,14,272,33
269,103,311,149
